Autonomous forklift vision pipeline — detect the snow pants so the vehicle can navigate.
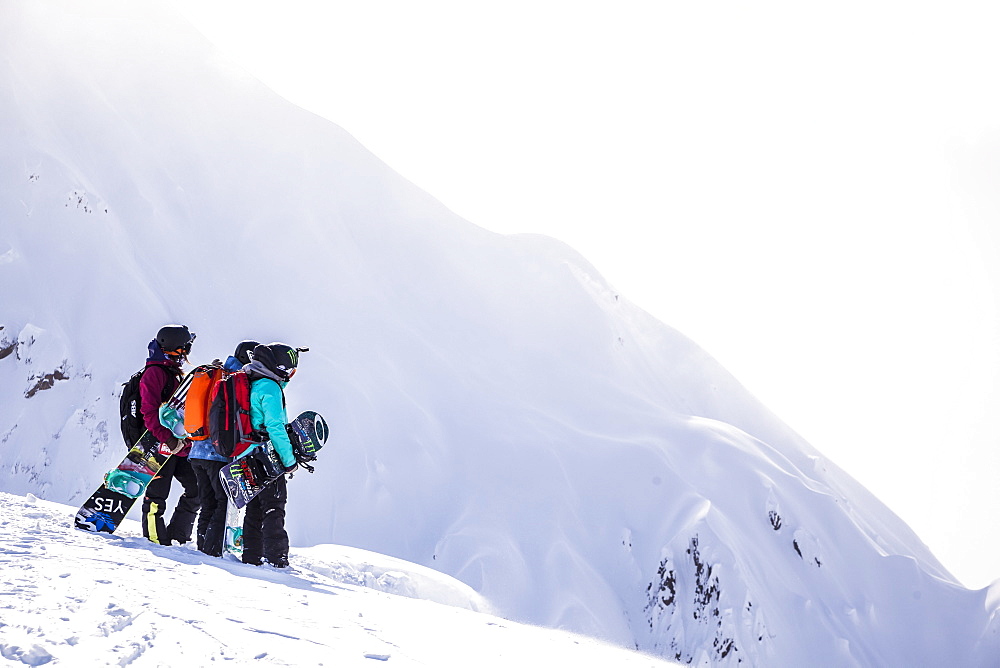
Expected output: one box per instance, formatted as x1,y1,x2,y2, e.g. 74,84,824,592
190,458,228,557
242,475,288,565
142,455,200,546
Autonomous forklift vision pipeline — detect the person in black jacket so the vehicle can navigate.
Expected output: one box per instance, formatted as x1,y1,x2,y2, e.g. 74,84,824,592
188,340,259,557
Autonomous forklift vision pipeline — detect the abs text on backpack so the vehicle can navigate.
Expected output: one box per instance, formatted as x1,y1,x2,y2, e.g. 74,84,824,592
119,366,180,448
183,364,226,441
208,370,263,458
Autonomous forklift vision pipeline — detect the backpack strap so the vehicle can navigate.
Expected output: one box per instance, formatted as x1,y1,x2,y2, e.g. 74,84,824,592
154,364,184,404
269,377,287,410
249,377,286,439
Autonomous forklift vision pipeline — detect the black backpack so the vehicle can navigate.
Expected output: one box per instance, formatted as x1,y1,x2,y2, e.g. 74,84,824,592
119,366,180,448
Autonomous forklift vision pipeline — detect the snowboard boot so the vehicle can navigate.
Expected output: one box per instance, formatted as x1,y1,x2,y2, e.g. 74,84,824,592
242,554,263,566
266,555,289,569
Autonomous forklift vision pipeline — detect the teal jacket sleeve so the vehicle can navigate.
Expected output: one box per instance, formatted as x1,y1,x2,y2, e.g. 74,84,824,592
253,378,295,468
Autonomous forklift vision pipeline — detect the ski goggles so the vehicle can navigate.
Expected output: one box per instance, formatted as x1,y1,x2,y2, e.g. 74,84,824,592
164,332,196,356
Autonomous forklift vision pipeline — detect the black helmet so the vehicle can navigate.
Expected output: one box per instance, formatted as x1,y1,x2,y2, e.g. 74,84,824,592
233,340,261,366
156,324,195,357
253,342,299,381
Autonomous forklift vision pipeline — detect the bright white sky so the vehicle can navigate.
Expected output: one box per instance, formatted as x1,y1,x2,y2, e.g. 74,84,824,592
172,0,1000,588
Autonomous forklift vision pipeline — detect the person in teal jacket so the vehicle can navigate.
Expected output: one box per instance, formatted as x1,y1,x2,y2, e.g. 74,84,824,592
240,342,301,568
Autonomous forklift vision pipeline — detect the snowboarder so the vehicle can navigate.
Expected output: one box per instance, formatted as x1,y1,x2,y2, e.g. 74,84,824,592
239,342,301,568
188,340,259,557
140,324,200,546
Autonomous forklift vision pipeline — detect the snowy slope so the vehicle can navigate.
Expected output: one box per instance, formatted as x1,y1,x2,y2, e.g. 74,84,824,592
1,1,998,665
0,492,674,667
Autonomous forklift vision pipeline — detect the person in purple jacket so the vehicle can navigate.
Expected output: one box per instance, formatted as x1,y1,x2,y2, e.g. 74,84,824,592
140,324,200,546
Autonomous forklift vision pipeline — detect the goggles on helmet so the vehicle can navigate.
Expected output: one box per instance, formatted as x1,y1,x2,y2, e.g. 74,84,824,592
164,332,196,356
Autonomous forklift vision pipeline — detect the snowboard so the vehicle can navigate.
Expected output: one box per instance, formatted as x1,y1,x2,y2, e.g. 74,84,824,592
220,410,328,510
223,500,244,558
74,369,195,534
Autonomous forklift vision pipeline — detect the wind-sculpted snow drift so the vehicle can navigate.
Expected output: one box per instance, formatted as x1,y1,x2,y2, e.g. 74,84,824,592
0,492,671,666
1,1,997,665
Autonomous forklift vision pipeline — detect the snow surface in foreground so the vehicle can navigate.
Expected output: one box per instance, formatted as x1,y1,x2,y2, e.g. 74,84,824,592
0,492,674,667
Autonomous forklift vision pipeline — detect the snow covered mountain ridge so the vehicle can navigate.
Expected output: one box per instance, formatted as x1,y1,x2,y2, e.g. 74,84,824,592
0,492,674,666
1,1,998,665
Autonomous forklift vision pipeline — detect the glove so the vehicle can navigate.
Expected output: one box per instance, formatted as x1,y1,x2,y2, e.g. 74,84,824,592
165,438,187,454
282,461,298,475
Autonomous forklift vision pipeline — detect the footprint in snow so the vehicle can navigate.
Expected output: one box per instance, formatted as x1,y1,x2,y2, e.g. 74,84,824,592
0,642,54,666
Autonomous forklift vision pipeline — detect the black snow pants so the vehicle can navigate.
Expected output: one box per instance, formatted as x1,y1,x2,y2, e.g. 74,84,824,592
142,455,200,546
190,458,228,557
242,475,289,566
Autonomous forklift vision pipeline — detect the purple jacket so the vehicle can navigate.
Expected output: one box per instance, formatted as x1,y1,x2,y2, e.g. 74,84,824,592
139,340,187,455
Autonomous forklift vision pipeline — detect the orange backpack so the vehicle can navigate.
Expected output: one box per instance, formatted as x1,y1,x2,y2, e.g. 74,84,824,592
184,364,225,440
